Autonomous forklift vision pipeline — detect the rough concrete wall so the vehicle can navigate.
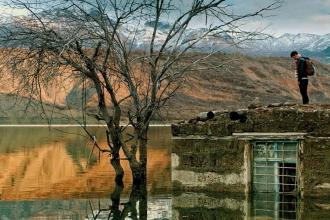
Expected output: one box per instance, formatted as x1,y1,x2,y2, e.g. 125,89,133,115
303,138,330,196
172,104,330,137
172,137,248,192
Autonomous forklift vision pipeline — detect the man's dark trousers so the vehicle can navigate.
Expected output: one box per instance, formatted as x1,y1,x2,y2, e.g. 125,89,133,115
299,79,309,104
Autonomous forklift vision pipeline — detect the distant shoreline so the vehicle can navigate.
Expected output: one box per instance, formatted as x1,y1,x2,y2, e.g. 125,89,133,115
0,124,172,127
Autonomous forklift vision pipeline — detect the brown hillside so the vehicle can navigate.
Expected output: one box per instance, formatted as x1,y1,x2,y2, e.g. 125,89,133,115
1,53,330,121
163,54,330,120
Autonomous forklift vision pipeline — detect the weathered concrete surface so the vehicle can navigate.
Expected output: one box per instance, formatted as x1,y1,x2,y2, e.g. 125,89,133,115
172,104,330,137
172,137,248,192
303,137,330,197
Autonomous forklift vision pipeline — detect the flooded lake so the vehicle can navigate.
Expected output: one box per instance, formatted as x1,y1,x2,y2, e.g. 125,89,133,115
0,126,171,219
0,126,329,219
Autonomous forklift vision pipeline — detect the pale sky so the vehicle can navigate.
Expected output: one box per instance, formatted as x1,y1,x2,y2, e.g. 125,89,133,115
227,0,330,35
171,0,330,36
1,0,330,35
0,6,27,16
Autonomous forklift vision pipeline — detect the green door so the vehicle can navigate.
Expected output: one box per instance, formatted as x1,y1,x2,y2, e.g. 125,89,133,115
252,140,298,193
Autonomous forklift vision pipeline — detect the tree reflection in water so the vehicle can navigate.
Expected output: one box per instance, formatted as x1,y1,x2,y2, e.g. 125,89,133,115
87,181,147,220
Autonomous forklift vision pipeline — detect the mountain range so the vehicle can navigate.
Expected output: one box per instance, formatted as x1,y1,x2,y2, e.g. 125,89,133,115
124,22,330,63
244,33,330,63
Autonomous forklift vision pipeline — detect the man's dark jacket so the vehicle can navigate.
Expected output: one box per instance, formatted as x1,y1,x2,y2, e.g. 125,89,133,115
296,57,309,81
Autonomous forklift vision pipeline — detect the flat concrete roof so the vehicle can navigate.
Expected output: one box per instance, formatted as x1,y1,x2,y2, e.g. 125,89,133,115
172,133,308,140
233,132,307,139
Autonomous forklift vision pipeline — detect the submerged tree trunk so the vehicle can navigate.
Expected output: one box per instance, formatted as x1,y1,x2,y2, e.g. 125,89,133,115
109,127,125,183
110,148,124,219
119,181,147,220
132,129,148,219
131,129,148,186
133,181,148,220
111,157,124,183
110,174,124,219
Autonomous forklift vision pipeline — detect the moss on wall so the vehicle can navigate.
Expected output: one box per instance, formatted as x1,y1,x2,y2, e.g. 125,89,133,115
303,138,330,196
172,137,247,192
173,138,244,175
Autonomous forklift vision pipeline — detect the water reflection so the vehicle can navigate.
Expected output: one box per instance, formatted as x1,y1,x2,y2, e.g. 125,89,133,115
0,126,172,219
172,192,245,220
2,126,330,219
251,193,298,220
87,183,149,220
172,191,330,220
0,126,171,201
0,194,172,219
86,187,171,220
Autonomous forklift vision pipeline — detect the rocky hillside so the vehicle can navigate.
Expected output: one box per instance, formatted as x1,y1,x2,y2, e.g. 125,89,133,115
1,53,330,122
164,54,330,120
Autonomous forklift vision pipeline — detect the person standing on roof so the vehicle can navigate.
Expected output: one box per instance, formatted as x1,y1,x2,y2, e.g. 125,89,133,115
290,51,310,104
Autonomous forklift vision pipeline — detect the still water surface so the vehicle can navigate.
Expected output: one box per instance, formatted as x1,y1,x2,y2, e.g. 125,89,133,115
0,126,171,219
0,126,329,219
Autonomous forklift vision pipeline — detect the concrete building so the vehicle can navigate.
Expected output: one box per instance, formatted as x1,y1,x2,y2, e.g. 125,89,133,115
171,104,330,219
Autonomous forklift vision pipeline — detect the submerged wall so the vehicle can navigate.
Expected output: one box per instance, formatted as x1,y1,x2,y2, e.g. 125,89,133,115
172,104,330,196
172,137,249,193
303,137,330,196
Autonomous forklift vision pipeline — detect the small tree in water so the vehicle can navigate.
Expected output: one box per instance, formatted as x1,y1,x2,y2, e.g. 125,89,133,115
0,0,281,187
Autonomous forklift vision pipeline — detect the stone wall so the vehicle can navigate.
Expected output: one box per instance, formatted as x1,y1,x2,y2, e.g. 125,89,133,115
172,104,330,137
303,137,330,197
172,137,249,193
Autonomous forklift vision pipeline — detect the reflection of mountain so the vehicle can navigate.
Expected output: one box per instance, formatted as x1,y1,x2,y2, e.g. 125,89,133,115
0,142,78,197
0,127,171,200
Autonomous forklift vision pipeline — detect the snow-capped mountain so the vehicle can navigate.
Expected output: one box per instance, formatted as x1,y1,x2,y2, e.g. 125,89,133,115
243,33,330,63
121,21,235,52
120,21,330,62
247,33,330,54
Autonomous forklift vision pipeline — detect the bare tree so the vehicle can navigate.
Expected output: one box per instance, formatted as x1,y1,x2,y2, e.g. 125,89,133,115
0,0,282,187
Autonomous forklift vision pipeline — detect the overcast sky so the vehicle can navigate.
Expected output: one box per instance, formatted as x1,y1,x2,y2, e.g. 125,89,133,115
228,0,330,35
1,0,329,35
184,0,330,36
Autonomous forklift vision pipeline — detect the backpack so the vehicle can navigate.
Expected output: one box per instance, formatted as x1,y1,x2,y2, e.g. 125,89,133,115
304,58,316,76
